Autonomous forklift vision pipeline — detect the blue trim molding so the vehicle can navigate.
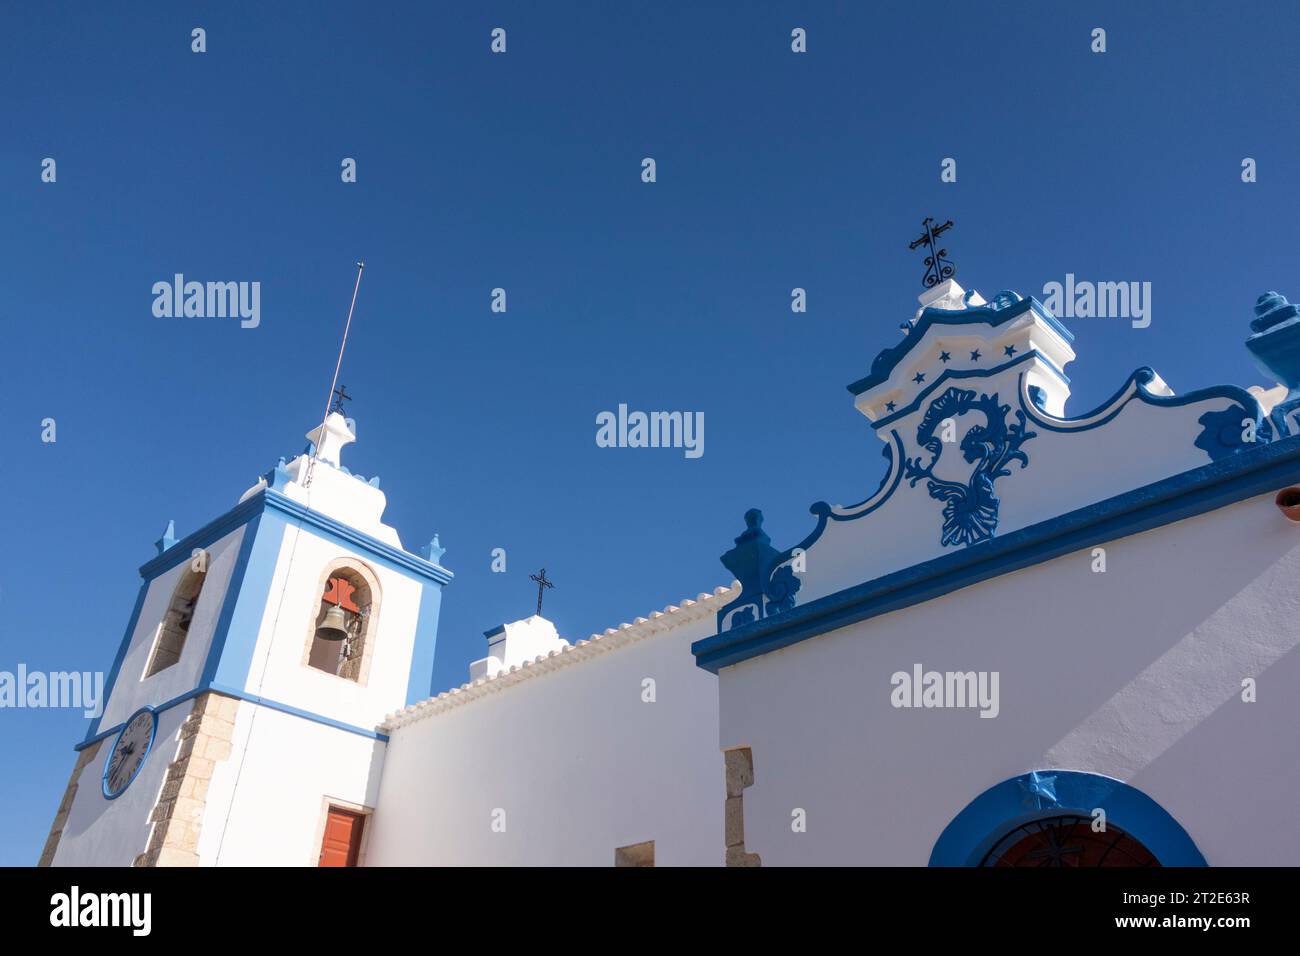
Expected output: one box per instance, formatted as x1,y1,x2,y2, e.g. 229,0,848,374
871,350,1069,430
261,489,452,587
80,688,207,749
139,495,265,580
78,684,389,750
201,511,280,690
206,683,390,742
694,434,1300,672
929,770,1207,866
83,580,150,743
405,581,445,706
847,293,1073,397
1021,366,1271,444
138,490,451,587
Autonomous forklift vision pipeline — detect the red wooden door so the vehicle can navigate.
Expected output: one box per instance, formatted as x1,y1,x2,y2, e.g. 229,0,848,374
318,808,365,867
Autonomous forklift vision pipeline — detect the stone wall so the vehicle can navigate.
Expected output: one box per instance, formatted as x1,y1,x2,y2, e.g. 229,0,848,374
135,692,239,867
37,740,103,866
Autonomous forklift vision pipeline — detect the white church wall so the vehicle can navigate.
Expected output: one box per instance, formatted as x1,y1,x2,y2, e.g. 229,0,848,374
367,594,730,866
197,703,386,866
98,525,246,731
717,490,1300,865
237,522,426,730
51,705,190,866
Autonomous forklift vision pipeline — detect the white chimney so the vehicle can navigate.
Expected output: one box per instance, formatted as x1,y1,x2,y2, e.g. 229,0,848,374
469,616,569,681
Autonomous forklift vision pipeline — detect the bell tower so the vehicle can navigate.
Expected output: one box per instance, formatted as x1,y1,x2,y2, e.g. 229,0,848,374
40,412,452,867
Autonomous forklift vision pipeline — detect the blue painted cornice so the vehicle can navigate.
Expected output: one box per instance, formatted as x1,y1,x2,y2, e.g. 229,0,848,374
871,349,1069,430
77,684,390,750
136,489,453,587
262,489,453,586
138,495,264,580
846,295,1073,398
693,434,1300,673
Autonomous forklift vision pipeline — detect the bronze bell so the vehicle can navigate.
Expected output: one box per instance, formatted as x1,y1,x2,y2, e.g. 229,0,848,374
315,604,350,641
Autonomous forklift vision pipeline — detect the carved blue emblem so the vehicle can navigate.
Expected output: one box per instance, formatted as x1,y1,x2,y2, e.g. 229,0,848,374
903,387,1036,547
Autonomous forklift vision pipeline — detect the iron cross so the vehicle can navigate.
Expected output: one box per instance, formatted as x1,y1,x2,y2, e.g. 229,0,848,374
529,568,555,616
908,217,956,289
329,385,353,415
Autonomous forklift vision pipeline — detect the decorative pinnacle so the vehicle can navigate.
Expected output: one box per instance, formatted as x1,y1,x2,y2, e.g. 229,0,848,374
154,519,177,555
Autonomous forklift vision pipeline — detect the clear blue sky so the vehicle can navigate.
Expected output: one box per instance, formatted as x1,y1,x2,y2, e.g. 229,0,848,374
3,1,1298,865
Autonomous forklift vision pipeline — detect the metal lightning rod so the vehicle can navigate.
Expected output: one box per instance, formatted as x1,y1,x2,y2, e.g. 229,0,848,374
303,261,365,489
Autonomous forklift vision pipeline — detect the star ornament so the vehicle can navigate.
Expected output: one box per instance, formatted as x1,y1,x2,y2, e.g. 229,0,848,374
1018,771,1059,810
913,371,926,384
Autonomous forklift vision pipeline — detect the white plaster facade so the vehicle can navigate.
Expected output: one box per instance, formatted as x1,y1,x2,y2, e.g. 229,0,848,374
716,492,1300,865
368,592,730,866
197,703,386,866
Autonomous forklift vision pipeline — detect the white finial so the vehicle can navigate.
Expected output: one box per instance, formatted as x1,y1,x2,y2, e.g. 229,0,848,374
305,412,356,467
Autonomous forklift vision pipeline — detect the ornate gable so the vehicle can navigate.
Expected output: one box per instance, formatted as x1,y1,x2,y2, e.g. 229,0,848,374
708,281,1290,648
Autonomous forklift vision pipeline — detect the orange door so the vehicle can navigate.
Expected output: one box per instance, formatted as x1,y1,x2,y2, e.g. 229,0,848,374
318,808,366,867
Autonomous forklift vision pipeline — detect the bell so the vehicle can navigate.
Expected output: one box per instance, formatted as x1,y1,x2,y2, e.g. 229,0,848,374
315,604,350,641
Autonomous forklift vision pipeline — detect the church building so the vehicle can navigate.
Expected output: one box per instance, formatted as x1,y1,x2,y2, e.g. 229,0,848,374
39,275,1300,867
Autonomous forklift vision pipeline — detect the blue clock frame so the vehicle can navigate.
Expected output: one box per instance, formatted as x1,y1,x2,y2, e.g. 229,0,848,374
101,705,159,800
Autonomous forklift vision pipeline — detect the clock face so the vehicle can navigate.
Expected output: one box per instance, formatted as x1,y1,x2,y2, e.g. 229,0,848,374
103,708,157,799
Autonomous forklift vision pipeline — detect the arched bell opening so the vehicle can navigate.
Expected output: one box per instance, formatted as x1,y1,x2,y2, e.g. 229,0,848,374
144,566,208,678
307,568,374,681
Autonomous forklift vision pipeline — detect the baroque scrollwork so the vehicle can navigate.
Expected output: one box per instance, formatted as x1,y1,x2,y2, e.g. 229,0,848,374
903,387,1036,547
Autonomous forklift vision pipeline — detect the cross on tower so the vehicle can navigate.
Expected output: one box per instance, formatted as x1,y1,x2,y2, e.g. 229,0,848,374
329,385,353,415
529,568,555,616
908,217,956,289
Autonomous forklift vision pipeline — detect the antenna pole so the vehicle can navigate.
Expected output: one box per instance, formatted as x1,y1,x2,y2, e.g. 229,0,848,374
304,261,365,488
